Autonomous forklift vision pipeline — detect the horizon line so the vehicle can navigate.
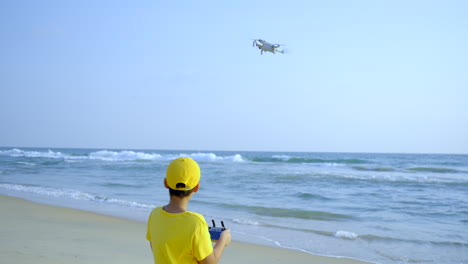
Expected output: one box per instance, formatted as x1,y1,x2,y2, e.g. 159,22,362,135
1,145,467,156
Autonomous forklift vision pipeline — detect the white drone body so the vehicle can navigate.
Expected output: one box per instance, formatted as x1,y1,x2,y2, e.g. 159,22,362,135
252,39,285,55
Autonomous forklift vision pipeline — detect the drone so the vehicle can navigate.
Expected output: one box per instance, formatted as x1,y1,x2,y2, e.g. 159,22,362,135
252,39,285,55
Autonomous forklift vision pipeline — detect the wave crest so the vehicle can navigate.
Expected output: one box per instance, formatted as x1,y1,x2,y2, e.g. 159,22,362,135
251,155,366,165
0,148,245,162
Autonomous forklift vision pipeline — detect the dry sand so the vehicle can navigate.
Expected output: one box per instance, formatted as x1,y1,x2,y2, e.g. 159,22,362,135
0,195,373,263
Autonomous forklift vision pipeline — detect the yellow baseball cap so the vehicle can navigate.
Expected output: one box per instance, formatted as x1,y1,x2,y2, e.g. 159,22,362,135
166,157,201,191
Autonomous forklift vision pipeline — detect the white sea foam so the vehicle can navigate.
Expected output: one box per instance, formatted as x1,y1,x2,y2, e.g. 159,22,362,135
0,148,65,159
0,183,154,209
187,153,244,162
89,150,162,161
334,230,359,240
0,148,26,157
0,183,94,199
233,218,260,225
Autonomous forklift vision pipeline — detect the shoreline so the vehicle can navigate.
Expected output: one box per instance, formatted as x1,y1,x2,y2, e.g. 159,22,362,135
0,194,374,263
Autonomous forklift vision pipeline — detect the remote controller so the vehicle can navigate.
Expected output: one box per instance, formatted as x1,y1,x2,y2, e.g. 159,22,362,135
208,220,226,241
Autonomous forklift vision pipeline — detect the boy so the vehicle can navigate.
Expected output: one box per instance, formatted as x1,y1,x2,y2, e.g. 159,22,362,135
146,157,231,264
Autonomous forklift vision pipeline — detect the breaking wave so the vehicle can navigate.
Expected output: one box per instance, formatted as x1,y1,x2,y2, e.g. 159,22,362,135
335,230,359,240
0,148,244,162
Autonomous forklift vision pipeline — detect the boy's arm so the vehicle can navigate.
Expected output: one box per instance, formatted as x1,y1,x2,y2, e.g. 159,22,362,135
200,229,231,264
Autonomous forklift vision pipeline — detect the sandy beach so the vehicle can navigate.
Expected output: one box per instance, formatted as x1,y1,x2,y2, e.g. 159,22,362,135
0,195,373,264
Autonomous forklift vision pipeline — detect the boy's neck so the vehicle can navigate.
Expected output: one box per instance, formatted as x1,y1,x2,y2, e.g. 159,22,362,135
164,196,190,213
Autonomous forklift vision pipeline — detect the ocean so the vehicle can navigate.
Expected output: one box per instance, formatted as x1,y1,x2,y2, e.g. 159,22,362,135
0,147,467,264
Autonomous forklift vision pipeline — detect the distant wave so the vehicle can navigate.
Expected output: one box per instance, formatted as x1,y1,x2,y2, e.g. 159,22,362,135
0,183,154,209
272,171,468,186
0,148,244,162
353,166,464,174
197,201,354,221
352,166,395,172
100,182,146,189
295,192,332,201
0,148,66,159
3,149,464,175
407,167,461,173
259,222,468,248
89,150,163,161
16,161,36,166
250,155,367,165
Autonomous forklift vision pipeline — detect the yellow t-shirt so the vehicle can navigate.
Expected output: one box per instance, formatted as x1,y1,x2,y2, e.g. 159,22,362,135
146,207,213,264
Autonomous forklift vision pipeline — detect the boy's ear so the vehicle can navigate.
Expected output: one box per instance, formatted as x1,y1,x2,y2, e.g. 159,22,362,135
163,178,169,189
193,183,200,193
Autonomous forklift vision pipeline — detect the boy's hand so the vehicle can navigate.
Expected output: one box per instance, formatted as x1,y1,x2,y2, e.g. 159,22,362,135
219,228,231,247
202,229,231,264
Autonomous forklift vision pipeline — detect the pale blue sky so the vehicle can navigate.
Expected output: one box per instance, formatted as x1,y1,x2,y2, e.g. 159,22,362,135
1,0,467,153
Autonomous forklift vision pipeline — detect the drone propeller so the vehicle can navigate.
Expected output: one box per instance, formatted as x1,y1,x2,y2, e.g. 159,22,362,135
253,39,264,47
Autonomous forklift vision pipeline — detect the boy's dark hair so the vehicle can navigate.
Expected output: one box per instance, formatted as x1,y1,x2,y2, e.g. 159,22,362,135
169,183,194,198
